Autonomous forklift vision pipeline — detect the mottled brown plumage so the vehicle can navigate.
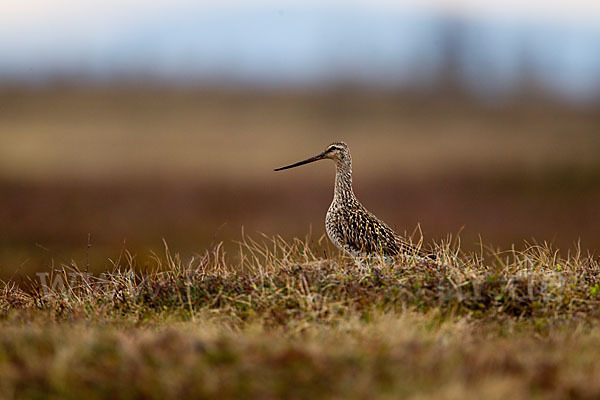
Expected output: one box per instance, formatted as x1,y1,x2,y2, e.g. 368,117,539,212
275,142,428,259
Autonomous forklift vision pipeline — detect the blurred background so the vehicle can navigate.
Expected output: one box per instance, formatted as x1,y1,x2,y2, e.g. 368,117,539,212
1,0,599,278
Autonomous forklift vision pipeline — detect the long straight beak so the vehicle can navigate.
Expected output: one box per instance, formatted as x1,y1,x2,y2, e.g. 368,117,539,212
274,151,326,171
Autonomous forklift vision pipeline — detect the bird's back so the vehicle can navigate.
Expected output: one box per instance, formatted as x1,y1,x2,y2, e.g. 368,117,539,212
326,200,421,258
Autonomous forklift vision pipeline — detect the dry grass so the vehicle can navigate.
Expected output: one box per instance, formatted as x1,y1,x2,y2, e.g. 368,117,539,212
2,314,600,399
1,236,600,399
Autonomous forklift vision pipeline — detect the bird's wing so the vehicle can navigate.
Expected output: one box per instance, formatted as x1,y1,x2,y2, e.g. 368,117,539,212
361,208,432,259
340,206,424,257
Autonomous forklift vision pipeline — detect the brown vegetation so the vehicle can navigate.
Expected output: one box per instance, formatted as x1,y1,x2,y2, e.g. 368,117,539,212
1,237,600,399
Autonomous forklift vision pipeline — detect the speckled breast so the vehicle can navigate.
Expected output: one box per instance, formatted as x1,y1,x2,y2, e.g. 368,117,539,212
326,203,361,257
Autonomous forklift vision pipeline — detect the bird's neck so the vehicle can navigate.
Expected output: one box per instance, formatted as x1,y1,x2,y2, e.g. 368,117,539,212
333,161,355,203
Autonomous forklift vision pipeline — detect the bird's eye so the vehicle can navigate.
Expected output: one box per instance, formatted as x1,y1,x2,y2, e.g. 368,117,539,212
327,146,340,152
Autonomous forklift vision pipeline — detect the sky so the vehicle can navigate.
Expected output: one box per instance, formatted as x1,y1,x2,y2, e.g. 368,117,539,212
1,0,599,101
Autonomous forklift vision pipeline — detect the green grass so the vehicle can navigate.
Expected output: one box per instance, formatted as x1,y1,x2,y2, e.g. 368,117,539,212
1,236,600,399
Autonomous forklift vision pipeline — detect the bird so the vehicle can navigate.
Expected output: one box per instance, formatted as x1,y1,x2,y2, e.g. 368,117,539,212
274,141,432,260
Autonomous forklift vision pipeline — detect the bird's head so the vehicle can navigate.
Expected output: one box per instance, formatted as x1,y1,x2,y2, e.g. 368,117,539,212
274,142,351,171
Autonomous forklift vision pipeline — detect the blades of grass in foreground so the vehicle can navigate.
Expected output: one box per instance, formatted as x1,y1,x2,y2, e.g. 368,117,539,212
1,236,598,324
1,236,600,399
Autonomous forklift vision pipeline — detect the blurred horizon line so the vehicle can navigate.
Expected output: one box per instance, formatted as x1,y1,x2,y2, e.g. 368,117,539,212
1,5,600,104
1,80,598,110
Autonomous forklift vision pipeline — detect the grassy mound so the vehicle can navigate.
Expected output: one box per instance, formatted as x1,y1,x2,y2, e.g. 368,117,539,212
1,236,599,399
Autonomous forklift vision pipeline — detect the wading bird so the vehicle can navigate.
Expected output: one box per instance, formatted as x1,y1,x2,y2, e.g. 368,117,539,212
274,142,432,260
